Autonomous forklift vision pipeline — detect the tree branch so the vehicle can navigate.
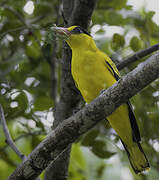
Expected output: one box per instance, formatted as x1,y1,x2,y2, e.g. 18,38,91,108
43,0,75,179
8,51,159,180
69,0,97,29
0,132,44,153
0,104,26,161
44,0,98,179
43,5,60,103
0,26,26,41
117,43,159,70
62,0,75,24
0,105,41,180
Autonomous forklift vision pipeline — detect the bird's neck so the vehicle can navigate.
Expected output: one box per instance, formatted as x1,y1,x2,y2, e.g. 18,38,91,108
66,36,98,52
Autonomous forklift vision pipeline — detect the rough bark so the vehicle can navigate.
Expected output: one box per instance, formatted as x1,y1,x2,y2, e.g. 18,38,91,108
8,51,159,180
69,0,97,29
117,43,159,70
44,0,98,179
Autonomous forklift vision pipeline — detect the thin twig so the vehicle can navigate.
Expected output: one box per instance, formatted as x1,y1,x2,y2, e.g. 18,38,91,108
0,131,44,153
0,104,41,180
0,104,27,161
3,6,26,25
117,43,159,70
0,26,26,40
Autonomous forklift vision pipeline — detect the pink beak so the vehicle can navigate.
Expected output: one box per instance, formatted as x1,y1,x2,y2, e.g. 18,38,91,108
51,26,71,39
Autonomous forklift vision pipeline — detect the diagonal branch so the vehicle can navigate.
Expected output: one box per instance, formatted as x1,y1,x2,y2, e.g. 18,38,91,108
117,43,159,70
0,104,26,161
8,51,159,180
0,105,41,180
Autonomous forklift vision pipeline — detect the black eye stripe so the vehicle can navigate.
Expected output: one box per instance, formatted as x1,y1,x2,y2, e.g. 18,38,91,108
70,26,90,36
71,27,82,34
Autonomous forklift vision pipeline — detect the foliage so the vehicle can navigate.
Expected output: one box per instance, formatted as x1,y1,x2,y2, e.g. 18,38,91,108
0,0,159,179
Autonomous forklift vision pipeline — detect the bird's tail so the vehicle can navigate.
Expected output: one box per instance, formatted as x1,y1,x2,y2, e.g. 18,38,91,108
121,140,150,174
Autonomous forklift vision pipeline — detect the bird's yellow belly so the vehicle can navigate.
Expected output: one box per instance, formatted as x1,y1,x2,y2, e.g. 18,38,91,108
71,54,116,103
71,52,133,146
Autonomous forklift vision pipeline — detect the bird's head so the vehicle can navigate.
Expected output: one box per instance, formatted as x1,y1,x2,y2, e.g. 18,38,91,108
52,25,93,49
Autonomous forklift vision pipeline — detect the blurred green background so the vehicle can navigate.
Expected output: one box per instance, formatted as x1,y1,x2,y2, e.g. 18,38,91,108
1,0,159,179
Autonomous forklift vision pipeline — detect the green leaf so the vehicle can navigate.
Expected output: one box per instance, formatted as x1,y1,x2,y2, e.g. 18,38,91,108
26,39,42,60
69,144,86,180
95,28,105,35
34,3,52,16
35,120,45,130
92,140,115,159
97,0,127,10
71,144,86,168
81,129,99,147
31,136,41,149
33,96,53,111
111,33,125,51
130,36,142,52
93,10,128,26
97,164,106,178
146,11,155,19
15,91,28,110
6,91,29,119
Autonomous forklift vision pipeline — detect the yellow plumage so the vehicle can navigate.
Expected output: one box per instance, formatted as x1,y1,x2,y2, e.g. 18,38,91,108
54,25,150,174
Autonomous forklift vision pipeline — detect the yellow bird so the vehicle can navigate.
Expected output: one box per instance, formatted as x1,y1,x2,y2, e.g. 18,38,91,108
53,25,150,174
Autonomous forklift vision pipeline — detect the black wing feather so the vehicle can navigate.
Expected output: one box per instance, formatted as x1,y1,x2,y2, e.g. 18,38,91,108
105,60,141,142
105,61,120,81
127,101,141,142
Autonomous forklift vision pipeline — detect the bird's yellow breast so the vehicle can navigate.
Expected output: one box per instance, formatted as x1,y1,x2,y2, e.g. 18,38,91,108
71,49,117,103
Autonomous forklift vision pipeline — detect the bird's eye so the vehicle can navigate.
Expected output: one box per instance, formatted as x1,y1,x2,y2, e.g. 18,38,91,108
71,27,83,34
70,26,91,36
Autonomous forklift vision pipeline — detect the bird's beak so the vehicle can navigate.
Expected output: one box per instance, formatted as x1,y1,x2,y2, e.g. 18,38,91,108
51,26,71,39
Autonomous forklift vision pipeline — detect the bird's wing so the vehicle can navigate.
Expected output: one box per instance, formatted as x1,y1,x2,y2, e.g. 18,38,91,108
105,60,141,142
127,101,141,142
105,60,120,80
